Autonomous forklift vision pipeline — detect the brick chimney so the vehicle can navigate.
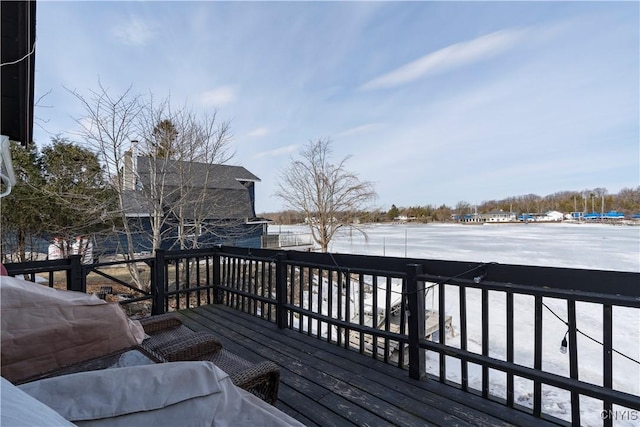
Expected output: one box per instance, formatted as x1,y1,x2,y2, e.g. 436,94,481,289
123,140,138,190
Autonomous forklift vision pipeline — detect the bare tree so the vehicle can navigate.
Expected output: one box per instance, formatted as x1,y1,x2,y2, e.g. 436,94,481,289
71,83,239,279
69,82,146,288
616,186,640,213
455,201,472,218
167,109,237,251
135,99,237,251
275,138,376,252
593,187,607,216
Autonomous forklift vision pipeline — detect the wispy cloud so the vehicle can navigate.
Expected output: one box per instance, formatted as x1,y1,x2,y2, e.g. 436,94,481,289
200,86,236,107
248,127,270,137
33,1,639,214
336,123,383,138
254,144,299,159
361,29,527,90
112,17,156,46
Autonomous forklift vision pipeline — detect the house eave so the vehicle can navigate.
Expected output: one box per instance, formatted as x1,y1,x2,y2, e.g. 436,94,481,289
246,218,271,225
1,0,36,147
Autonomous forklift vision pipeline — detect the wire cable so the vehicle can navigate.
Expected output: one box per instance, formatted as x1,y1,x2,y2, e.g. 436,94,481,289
238,248,640,367
542,302,639,365
0,41,36,67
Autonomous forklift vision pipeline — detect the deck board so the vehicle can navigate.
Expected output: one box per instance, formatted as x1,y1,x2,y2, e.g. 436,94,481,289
177,305,560,427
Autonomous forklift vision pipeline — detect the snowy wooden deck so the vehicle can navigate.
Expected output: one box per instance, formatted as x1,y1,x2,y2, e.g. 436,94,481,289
176,304,559,427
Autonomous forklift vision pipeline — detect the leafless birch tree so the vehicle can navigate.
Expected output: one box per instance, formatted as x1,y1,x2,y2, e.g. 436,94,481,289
275,138,376,252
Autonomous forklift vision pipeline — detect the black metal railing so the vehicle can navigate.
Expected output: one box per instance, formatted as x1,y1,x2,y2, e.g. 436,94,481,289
205,247,640,426
412,266,640,426
4,255,155,311
4,246,639,425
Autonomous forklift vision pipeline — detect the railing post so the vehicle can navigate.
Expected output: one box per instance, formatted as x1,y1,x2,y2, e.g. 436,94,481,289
213,247,222,304
275,252,288,329
67,255,85,293
406,263,426,380
152,249,166,315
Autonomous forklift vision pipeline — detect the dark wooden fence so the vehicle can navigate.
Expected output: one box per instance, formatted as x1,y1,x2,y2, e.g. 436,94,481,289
5,246,639,425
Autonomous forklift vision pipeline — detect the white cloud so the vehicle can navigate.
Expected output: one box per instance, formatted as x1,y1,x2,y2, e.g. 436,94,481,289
200,86,236,107
248,127,270,137
361,28,527,90
112,17,156,46
254,144,299,159
336,123,383,138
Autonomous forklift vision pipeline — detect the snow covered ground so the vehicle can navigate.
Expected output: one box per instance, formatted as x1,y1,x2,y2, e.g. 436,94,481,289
275,222,640,426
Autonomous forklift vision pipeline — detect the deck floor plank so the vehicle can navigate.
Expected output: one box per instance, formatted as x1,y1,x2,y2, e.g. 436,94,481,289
187,306,526,426
278,327,553,427
180,308,421,426
183,307,479,427
176,305,560,427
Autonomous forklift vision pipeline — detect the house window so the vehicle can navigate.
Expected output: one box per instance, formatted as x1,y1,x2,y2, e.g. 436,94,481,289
179,223,201,239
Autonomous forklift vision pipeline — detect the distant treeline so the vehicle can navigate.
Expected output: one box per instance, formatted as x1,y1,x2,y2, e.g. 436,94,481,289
261,187,640,224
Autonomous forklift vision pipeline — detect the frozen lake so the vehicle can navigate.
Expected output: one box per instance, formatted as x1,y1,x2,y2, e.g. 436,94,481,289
273,222,640,272
273,222,639,425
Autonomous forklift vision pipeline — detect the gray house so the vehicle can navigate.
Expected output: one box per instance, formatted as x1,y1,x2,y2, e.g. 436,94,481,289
117,154,268,252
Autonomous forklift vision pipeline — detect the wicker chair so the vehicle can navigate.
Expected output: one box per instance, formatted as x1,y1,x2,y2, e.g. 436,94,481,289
140,313,200,351
139,313,280,405
15,345,167,385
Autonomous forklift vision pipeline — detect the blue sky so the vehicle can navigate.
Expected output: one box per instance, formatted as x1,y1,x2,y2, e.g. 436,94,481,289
34,1,639,214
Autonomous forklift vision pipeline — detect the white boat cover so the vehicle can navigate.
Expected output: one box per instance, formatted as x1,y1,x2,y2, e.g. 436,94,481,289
0,276,146,383
17,361,304,427
1,377,76,426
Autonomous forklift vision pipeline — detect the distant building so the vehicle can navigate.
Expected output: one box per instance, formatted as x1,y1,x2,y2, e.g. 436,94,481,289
518,211,563,222
460,213,481,223
481,211,517,222
459,211,516,223
394,215,417,222
542,211,564,222
570,212,584,220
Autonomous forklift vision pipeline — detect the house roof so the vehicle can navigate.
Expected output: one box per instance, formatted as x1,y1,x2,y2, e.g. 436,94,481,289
136,157,260,191
122,190,150,217
484,211,514,215
126,158,260,220
164,187,255,220
1,1,36,146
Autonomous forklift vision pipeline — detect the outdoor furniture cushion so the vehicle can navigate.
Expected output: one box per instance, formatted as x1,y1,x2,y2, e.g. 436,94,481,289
140,313,281,404
1,377,77,427
0,276,146,383
139,312,203,350
204,349,281,405
18,361,303,427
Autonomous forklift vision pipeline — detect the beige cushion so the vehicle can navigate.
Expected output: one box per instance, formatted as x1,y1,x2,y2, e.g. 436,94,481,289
0,276,145,383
